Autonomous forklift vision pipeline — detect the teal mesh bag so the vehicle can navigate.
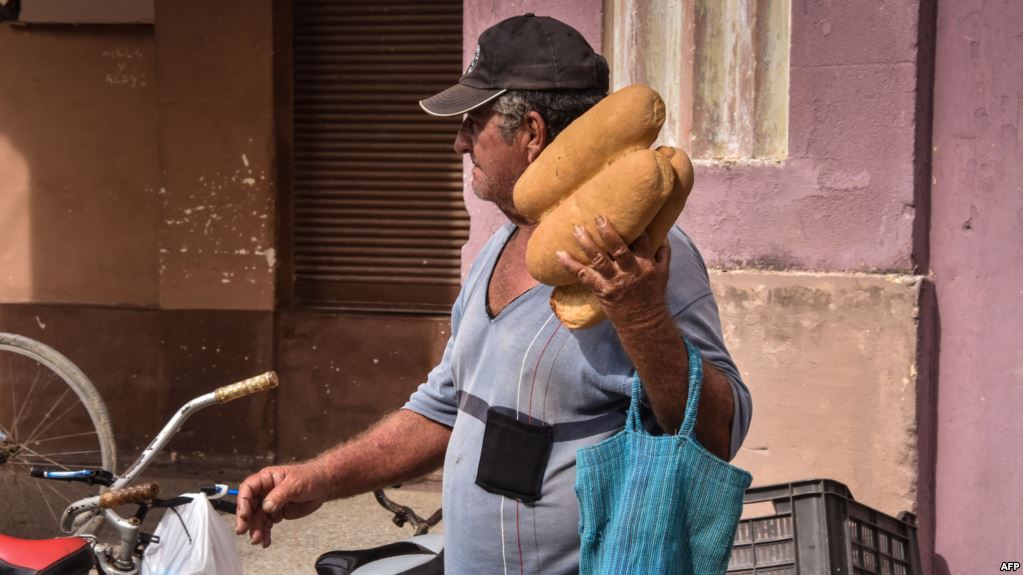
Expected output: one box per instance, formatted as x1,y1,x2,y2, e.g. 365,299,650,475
575,340,752,574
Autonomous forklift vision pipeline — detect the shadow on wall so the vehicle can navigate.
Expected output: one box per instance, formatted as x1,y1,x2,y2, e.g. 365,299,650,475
0,24,161,307
0,136,31,300
0,23,169,465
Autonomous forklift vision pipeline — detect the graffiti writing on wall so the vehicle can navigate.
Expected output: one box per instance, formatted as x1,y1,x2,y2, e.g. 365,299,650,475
102,47,148,88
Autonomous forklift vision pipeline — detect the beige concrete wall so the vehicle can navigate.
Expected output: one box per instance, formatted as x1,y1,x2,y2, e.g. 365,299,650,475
717,270,925,515
154,0,277,310
0,26,161,305
0,0,276,310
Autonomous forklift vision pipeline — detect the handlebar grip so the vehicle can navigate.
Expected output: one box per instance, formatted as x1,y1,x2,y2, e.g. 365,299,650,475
99,482,159,508
214,371,279,404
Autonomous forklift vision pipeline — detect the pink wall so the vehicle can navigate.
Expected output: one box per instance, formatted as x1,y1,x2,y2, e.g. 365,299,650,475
459,1,930,275
930,0,1023,571
688,0,929,273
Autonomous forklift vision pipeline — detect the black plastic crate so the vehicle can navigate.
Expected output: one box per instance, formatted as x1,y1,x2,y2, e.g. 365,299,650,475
726,479,921,575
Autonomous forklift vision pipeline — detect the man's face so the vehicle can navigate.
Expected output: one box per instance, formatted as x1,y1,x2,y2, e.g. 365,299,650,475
453,106,532,223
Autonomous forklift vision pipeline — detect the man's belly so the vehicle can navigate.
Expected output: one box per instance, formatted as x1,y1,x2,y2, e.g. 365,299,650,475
440,413,615,575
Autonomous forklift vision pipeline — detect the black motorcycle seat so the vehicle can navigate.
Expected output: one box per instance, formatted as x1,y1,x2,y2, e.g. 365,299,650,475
315,541,442,575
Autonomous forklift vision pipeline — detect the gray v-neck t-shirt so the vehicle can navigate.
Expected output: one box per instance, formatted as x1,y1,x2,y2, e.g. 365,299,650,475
405,223,751,575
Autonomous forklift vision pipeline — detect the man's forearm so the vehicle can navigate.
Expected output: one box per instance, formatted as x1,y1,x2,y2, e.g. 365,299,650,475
313,409,451,500
613,308,734,460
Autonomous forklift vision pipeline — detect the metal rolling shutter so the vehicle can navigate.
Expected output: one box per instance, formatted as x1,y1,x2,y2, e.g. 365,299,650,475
293,0,466,312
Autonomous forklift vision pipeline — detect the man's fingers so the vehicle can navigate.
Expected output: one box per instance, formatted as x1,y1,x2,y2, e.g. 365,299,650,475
262,479,295,514
235,483,252,534
631,232,654,259
571,224,616,277
236,472,269,534
250,512,274,547
556,251,603,288
594,216,639,272
263,515,274,548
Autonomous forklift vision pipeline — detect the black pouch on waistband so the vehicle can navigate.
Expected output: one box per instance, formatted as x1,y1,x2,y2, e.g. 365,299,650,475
475,407,553,504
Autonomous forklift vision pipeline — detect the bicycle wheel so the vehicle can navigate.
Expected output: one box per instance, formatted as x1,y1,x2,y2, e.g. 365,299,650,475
0,333,116,538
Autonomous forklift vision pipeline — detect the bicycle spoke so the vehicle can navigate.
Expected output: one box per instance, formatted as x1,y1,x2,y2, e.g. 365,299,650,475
0,419,13,443
11,363,45,438
13,444,72,470
31,477,61,530
7,357,16,439
28,430,100,445
40,479,74,504
25,389,81,446
31,449,102,458
22,386,70,445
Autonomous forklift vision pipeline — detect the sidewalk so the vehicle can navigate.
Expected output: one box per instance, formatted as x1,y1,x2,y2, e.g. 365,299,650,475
233,489,442,574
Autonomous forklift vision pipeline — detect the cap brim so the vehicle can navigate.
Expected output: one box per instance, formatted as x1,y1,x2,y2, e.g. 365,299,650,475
419,83,507,117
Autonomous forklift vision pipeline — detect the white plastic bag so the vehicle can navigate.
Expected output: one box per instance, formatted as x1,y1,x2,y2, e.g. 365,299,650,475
141,492,243,575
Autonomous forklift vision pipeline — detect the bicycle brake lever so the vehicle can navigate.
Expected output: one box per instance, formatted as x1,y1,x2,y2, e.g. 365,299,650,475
31,467,115,487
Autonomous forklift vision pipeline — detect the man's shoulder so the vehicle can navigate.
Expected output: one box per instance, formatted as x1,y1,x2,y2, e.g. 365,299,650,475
665,225,715,315
667,225,709,273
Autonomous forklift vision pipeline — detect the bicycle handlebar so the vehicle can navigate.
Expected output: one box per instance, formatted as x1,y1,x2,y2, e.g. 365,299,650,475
100,482,160,509
213,371,279,403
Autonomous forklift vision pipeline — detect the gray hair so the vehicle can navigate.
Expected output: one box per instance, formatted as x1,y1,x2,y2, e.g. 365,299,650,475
491,88,608,143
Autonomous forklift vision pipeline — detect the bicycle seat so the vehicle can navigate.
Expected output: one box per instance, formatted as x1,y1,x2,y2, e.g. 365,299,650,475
0,534,92,575
316,537,443,575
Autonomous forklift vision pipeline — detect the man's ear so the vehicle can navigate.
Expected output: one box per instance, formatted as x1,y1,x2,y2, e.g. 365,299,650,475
522,111,549,163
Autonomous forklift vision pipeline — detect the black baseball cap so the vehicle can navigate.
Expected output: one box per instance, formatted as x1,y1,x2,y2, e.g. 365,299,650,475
419,13,609,117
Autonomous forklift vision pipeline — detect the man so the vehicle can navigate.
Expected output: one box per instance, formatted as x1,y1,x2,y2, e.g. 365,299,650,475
236,13,751,574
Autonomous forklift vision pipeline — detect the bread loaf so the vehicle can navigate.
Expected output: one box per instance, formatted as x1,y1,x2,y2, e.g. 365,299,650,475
513,84,665,221
549,284,604,330
525,148,676,286
513,85,694,329
646,146,695,247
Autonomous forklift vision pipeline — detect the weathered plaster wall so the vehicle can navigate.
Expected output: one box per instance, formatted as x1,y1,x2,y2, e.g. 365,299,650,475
0,26,161,305
276,311,450,460
0,0,280,461
683,0,929,273
931,1,1023,571
154,0,277,310
0,4,276,310
720,272,924,515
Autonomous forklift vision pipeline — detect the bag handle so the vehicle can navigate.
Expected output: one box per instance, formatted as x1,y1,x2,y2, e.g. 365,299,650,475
625,338,704,438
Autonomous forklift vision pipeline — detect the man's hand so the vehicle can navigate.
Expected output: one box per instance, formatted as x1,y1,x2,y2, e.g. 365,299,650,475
235,460,332,548
555,215,671,327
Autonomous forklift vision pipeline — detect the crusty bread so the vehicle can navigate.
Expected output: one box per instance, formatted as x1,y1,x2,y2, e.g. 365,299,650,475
646,146,695,247
549,284,605,330
512,85,694,330
525,148,676,286
544,148,693,330
513,85,665,221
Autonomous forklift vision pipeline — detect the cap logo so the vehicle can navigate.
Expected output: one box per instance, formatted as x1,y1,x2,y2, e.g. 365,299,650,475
466,45,480,74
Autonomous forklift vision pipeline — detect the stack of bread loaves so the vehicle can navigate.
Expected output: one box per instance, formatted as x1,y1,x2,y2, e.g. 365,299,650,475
513,84,695,329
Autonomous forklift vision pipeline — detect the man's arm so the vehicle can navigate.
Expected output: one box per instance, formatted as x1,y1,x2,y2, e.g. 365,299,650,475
235,409,451,547
555,216,733,459
612,308,734,459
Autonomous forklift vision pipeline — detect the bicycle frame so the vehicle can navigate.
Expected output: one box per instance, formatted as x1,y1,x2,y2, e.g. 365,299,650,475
52,371,279,574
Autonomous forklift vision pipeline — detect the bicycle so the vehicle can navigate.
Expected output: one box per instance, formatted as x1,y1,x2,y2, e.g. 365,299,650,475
0,331,277,574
